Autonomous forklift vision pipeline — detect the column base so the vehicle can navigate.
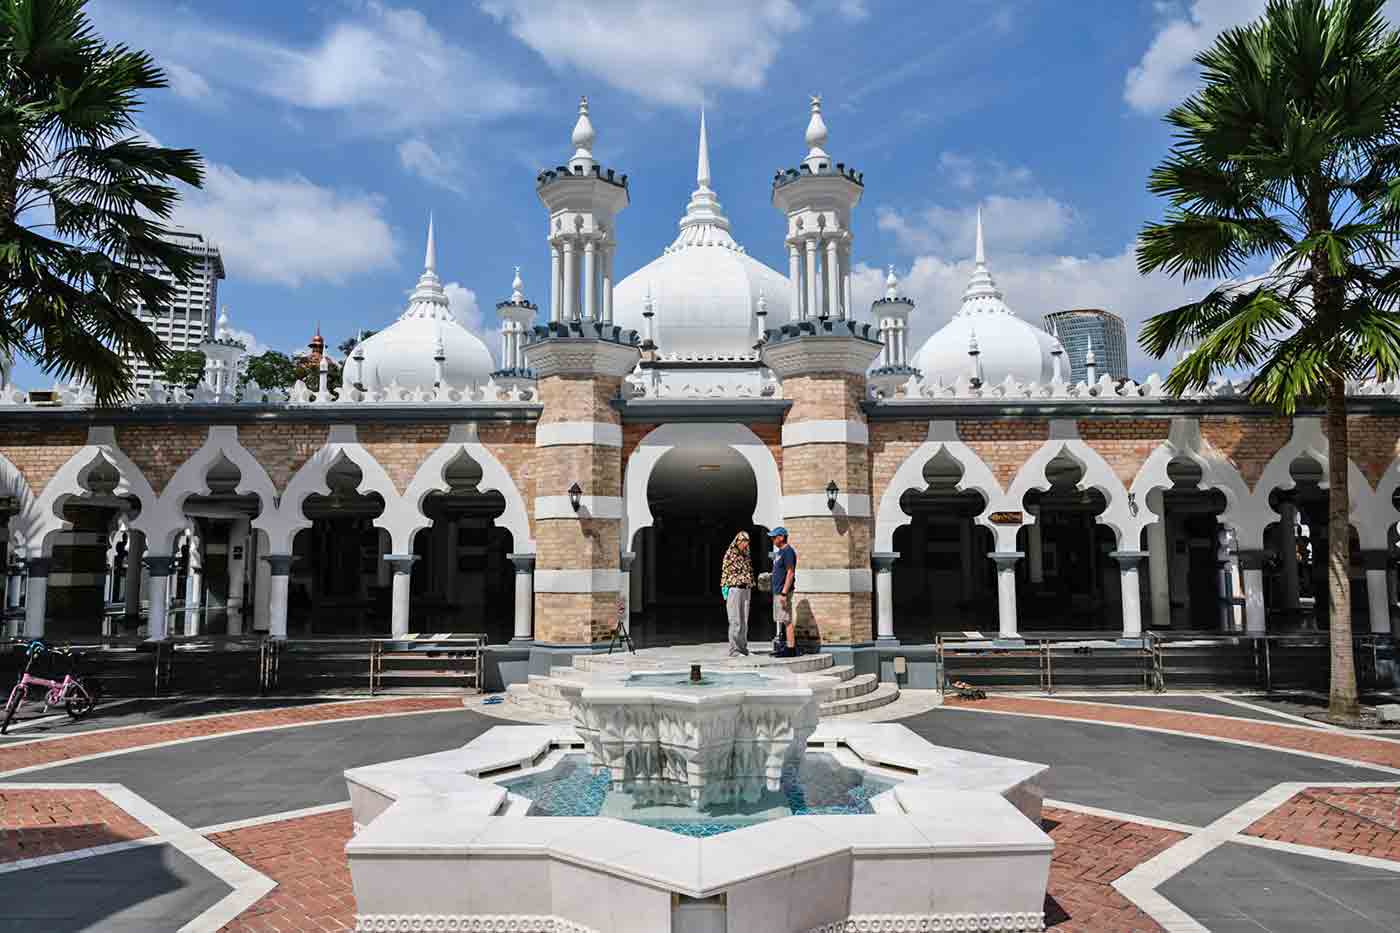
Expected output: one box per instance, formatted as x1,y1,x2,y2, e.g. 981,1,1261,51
528,642,612,677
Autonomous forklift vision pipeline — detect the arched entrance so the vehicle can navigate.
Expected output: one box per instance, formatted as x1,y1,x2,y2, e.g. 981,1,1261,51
630,443,771,645
291,455,387,636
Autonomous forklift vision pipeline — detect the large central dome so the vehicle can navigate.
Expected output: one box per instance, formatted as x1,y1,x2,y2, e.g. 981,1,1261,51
613,113,792,359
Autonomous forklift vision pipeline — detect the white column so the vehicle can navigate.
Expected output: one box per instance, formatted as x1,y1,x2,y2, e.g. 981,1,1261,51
1027,516,1044,584
1113,551,1147,638
226,518,249,635
124,530,145,618
1238,550,1268,634
841,243,852,325
253,532,271,632
549,244,561,323
561,240,577,321
143,555,174,641
582,239,597,321
873,553,898,643
1279,501,1300,614
509,553,535,642
385,555,417,638
183,525,203,636
788,244,803,320
805,239,819,320
1147,518,1170,628
264,555,292,640
1363,551,1393,634
825,237,841,319
602,244,615,324
23,557,49,638
990,552,1022,639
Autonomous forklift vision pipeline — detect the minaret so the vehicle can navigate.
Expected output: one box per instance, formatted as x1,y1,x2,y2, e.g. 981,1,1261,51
771,95,863,321
1084,335,1097,385
494,266,538,389
198,305,245,400
536,96,629,325
869,265,919,398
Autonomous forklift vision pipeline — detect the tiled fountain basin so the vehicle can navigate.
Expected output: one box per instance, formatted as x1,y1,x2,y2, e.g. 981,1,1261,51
345,724,1053,933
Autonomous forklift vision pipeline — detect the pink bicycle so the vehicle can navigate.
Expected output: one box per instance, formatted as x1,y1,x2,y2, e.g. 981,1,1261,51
1,640,100,734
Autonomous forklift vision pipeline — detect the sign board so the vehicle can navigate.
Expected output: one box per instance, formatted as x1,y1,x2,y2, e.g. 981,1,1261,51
988,511,1024,526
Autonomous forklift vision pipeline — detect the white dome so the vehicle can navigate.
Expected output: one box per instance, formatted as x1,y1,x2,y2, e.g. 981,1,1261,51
613,111,792,359
911,211,1060,386
354,219,496,391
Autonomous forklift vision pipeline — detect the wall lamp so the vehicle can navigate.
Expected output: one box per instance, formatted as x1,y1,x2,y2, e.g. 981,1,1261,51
826,480,840,511
569,482,583,513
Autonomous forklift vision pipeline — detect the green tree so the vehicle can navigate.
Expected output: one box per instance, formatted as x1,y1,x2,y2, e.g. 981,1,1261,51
239,350,296,392
293,353,341,393
0,0,205,403
1137,0,1400,721
157,348,203,390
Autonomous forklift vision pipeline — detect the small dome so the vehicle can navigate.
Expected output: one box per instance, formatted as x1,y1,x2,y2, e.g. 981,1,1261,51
354,218,495,390
911,209,1059,385
613,111,792,359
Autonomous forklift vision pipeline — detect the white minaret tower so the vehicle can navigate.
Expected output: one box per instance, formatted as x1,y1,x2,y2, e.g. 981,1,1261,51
494,266,538,389
537,96,629,327
198,305,245,401
869,265,919,397
771,95,863,322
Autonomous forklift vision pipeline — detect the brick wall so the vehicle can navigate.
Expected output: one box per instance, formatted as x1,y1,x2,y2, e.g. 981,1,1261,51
477,423,537,537
1347,416,1400,488
1077,419,1173,486
113,426,207,496
0,427,88,497
534,592,622,644
1199,416,1292,491
783,375,866,423
868,422,928,517
957,420,1050,490
236,424,331,494
357,425,452,494
537,376,621,426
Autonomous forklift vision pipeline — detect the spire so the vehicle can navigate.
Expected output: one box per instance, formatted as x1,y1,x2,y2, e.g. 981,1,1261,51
885,265,898,300
216,305,230,340
957,204,1010,317
697,107,711,190
424,213,437,273
571,96,596,165
804,94,829,165
511,265,525,303
974,205,985,266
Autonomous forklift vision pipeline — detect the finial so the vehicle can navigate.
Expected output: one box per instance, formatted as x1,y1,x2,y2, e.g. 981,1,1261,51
756,288,768,317
216,305,230,340
805,94,829,160
571,95,595,161
974,205,985,266
425,213,437,273
697,107,711,190
511,265,524,303
885,265,898,300
1085,335,1096,365
432,333,445,361
318,352,329,373
353,329,365,360
968,329,980,356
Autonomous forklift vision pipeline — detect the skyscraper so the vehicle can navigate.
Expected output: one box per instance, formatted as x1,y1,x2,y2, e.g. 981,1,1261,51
123,227,225,391
1042,308,1128,383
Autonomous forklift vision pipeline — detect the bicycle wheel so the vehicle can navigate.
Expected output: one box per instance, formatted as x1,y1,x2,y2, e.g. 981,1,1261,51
1,684,24,735
65,680,96,720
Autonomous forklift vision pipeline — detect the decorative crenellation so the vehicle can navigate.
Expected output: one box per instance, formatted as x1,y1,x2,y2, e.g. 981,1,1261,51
524,320,641,380
879,372,1400,403
760,319,884,379
356,916,598,933
805,913,1045,932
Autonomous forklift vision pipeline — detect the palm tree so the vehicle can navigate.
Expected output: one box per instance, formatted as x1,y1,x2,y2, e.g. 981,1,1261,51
1137,0,1400,721
0,0,204,403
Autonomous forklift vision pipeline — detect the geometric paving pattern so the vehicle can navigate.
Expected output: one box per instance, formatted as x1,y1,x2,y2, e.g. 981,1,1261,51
0,788,153,863
1244,786,1400,862
210,809,356,932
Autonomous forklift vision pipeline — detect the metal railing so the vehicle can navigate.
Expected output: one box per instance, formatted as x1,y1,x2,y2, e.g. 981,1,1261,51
935,633,1154,694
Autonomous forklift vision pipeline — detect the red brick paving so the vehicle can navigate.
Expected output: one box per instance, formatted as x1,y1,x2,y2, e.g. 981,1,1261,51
0,697,462,775
946,695,1400,770
1042,806,1185,932
210,809,356,933
1244,786,1400,862
0,788,152,863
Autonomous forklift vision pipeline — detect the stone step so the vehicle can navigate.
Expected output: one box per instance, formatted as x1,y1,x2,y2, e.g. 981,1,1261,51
819,664,855,683
827,672,878,701
819,682,900,717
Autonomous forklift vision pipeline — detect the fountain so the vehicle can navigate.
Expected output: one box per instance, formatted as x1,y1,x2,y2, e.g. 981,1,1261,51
344,652,1056,932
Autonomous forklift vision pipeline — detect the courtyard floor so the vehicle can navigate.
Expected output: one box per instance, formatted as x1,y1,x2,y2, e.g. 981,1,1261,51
1,690,1398,931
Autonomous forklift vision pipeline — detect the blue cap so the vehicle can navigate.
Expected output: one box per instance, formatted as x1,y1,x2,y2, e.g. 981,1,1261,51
768,527,788,538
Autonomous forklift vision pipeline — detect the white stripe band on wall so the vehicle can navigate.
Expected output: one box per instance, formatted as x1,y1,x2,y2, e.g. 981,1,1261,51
534,569,625,593
781,420,868,447
783,494,872,518
794,569,873,593
535,495,624,520
535,422,623,448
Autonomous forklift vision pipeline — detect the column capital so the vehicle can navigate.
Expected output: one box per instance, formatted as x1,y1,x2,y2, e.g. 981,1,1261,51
382,554,419,574
143,554,175,577
619,550,636,572
871,552,900,572
25,557,51,577
523,321,640,378
1109,550,1149,568
509,552,537,573
989,551,1024,568
263,554,294,576
1359,549,1392,572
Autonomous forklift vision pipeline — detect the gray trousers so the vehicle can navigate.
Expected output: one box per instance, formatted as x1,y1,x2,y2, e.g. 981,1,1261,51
726,587,752,655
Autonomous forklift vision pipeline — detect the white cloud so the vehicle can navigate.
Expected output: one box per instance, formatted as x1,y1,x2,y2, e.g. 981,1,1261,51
445,282,486,335
1126,0,1400,113
90,1,534,133
177,162,397,287
479,0,804,106
835,0,870,21
224,327,269,357
877,195,1075,256
398,138,469,195
938,152,1032,192
163,62,212,101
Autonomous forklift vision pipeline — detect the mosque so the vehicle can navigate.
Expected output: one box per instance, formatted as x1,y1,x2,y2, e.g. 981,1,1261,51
2,97,1398,696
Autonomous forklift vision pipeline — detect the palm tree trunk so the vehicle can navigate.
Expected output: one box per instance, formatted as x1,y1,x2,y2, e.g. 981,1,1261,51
1326,376,1359,721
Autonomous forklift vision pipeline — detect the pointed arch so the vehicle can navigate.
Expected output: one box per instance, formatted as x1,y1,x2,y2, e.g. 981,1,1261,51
873,420,1003,552
398,424,533,554
260,426,400,554
28,428,158,555
1003,421,1133,547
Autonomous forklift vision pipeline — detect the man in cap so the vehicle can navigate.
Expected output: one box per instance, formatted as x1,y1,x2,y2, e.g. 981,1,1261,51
768,527,797,656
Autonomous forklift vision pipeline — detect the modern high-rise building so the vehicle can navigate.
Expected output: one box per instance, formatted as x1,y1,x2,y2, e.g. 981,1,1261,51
123,227,225,391
1042,308,1128,383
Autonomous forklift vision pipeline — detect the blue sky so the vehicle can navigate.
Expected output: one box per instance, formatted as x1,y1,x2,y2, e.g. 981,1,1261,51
13,0,1396,386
